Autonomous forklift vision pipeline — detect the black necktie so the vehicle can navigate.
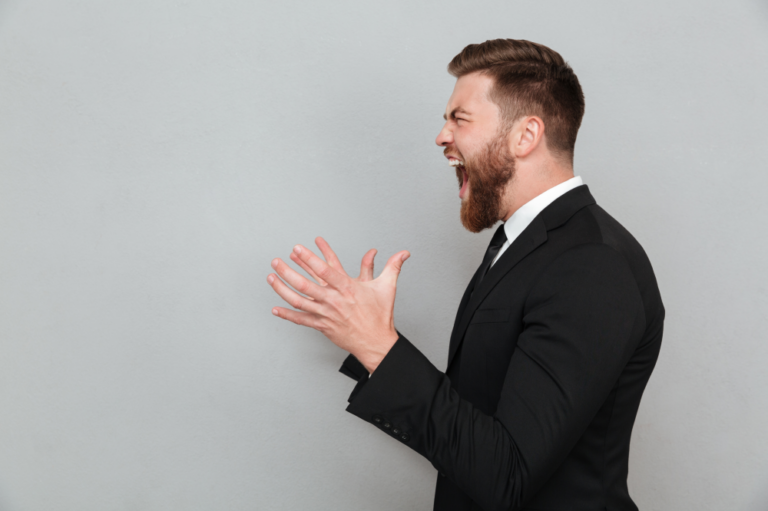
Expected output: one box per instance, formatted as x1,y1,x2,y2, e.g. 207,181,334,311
473,223,508,291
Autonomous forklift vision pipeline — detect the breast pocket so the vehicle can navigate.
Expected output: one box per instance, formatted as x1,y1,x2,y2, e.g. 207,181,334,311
467,307,515,360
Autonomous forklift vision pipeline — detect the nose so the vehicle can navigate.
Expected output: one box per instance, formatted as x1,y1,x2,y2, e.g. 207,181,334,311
435,122,454,147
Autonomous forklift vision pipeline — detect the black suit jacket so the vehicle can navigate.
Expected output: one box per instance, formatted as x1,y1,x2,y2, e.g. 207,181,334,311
339,185,665,511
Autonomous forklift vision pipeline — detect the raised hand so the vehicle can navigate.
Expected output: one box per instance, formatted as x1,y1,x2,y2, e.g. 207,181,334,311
287,237,379,287
267,237,410,373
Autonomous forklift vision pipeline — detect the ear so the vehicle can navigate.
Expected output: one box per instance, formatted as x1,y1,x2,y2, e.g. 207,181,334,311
510,116,545,159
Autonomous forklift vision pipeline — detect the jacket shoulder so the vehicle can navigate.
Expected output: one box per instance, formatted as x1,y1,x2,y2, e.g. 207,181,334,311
581,204,665,325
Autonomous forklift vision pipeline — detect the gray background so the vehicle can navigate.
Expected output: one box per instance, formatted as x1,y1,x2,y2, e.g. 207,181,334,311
1,0,767,509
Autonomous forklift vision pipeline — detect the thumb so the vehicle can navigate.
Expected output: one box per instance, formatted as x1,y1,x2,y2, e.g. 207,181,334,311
379,250,410,284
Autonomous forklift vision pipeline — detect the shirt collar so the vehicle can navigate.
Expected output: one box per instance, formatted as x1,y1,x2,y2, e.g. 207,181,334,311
502,176,584,245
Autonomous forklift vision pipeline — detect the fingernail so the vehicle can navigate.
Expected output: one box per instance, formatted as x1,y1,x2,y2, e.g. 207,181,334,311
293,245,302,254
272,308,279,316
271,259,278,268
267,275,275,284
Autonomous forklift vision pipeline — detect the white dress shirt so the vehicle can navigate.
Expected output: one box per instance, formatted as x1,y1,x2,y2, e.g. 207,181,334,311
490,176,584,267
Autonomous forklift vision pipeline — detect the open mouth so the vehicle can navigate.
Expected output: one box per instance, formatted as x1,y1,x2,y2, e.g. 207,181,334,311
459,166,468,199
450,161,468,199
447,157,467,199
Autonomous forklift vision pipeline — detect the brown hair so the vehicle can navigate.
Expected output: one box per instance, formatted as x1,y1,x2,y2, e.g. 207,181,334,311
448,39,585,162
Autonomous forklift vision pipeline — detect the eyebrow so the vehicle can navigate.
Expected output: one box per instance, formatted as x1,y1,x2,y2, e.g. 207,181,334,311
443,107,470,121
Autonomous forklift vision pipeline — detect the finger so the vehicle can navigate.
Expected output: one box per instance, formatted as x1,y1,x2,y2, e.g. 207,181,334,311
359,248,377,282
268,273,324,315
271,305,324,330
379,250,411,285
292,245,348,290
271,258,327,300
315,237,348,275
290,252,328,286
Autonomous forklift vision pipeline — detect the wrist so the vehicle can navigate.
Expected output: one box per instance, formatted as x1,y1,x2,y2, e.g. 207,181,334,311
355,330,399,374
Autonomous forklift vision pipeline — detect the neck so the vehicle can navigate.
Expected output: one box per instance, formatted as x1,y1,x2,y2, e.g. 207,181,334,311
501,160,574,222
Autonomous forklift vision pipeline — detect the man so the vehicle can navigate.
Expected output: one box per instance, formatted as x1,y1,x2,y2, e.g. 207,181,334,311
267,39,664,511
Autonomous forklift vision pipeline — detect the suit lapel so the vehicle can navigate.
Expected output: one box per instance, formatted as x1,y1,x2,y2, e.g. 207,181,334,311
449,263,486,343
447,218,547,368
446,184,597,370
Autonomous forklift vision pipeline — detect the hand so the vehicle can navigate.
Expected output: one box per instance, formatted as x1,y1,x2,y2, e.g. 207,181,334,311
267,237,410,373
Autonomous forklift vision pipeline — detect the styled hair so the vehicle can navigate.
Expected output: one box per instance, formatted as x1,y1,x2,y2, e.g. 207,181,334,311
448,39,585,162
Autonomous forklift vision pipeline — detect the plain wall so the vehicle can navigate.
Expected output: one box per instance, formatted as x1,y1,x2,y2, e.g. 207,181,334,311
1,0,767,509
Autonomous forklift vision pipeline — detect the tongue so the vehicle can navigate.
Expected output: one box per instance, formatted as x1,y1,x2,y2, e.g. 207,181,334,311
459,168,468,199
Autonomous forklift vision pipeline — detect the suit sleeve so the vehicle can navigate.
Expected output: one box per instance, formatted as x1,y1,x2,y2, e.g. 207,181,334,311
341,244,645,511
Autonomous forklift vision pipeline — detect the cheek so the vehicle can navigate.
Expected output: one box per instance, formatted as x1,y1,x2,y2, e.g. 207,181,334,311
453,132,479,161
453,141,468,161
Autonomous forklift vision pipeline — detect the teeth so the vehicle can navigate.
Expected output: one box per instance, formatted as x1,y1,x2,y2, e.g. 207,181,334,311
448,159,464,167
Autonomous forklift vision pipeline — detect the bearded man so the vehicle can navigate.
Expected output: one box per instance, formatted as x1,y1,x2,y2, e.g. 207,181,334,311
267,39,665,511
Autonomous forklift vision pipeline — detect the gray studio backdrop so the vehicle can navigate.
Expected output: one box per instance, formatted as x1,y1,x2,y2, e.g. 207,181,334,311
1,0,767,510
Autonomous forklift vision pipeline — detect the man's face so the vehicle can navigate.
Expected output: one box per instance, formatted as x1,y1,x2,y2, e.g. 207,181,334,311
435,72,515,233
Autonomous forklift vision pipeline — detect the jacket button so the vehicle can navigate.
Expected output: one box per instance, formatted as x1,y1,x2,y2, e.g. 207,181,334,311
400,433,409,441
383,422,391,429
373,415,383,424
392,428,401,435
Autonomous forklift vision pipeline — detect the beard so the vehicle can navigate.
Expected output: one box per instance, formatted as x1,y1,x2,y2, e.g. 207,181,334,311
456,132,516,233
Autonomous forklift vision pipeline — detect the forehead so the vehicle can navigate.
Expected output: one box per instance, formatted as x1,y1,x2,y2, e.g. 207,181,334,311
445,72,498,119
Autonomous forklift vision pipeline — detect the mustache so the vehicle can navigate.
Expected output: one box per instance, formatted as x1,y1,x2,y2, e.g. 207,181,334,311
443,147,464,161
